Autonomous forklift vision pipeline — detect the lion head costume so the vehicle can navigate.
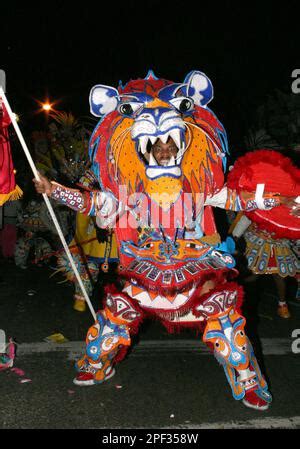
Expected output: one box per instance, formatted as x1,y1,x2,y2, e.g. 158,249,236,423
89,70,228,204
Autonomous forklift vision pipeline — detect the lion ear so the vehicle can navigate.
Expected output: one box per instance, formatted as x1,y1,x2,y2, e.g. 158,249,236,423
89,85,119,117
183,71,214,107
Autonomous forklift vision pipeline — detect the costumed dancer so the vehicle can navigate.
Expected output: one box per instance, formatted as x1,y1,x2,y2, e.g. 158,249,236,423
56,214,119,312
55,169,119,312
14,197,70,269
34,70,299,411
228,152,300,318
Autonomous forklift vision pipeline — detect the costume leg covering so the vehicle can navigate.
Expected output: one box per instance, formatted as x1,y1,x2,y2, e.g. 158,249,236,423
75,291,143,384
193,283,272,404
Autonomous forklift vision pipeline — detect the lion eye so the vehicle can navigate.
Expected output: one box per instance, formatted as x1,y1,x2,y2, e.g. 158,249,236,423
170,96,194,113
118,102,143,116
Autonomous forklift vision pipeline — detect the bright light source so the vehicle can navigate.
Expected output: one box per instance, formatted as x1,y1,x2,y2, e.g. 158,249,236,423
12,112,20,121
42,103,52,111
35,97,60,116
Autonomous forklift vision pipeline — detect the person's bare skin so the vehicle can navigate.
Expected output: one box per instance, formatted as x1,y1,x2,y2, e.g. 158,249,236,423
151,138,178,166
33,175,52,195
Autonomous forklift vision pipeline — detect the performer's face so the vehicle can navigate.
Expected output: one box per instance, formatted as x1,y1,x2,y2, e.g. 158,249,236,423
151,138,178,166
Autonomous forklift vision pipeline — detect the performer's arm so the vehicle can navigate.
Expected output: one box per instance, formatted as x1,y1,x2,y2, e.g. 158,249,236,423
33,174,119,225
205,186,286,211
205,187,242,211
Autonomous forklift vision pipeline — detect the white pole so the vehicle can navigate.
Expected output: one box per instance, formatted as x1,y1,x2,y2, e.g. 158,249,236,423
0,87,97,322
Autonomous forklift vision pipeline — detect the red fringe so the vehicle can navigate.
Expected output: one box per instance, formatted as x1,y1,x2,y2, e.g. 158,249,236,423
104,283,122,296
103,277,244,340
160,320,206,335
227,149,300,193
142,283,244,335
138,299,199,324
104,269,239,323
114,346,130,364
127,279,242,330
120,266,237,297
109,283,245,356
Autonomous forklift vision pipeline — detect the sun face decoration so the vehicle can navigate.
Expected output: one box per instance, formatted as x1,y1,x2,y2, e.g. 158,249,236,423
88,70,228,209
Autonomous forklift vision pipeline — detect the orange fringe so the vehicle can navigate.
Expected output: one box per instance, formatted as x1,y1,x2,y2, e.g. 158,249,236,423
0,185,23,206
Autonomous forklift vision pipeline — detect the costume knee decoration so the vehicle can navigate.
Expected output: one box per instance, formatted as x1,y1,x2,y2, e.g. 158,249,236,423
193,285,271,403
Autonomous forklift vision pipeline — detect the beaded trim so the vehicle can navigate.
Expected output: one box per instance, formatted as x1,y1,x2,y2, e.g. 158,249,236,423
50,182,86,212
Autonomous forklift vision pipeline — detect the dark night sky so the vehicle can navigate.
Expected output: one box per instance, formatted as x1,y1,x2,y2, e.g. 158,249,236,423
1,0,300,153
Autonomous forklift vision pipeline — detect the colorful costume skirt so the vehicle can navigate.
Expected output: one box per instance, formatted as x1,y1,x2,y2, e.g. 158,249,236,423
244,224,299,277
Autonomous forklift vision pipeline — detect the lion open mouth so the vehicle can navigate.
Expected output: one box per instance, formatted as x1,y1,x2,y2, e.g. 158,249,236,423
135,130,186,179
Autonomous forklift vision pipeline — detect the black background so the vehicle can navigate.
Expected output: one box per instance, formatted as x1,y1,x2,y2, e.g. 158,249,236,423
1,0,300,153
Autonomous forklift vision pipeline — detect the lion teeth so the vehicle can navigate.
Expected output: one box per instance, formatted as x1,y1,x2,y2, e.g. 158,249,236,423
139,136,148,154
169,129,182,151
159,133,169,144
168,156,175,166
149,136,157,145
175,141,186,165
149,152,157,166
138,129,185,162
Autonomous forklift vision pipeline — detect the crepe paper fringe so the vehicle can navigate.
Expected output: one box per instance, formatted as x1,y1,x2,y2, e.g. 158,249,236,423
160,319,206,335
226,149,300,192
103,277,242,329
120,266,238,297
227,149,300,239
114,346,130,364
